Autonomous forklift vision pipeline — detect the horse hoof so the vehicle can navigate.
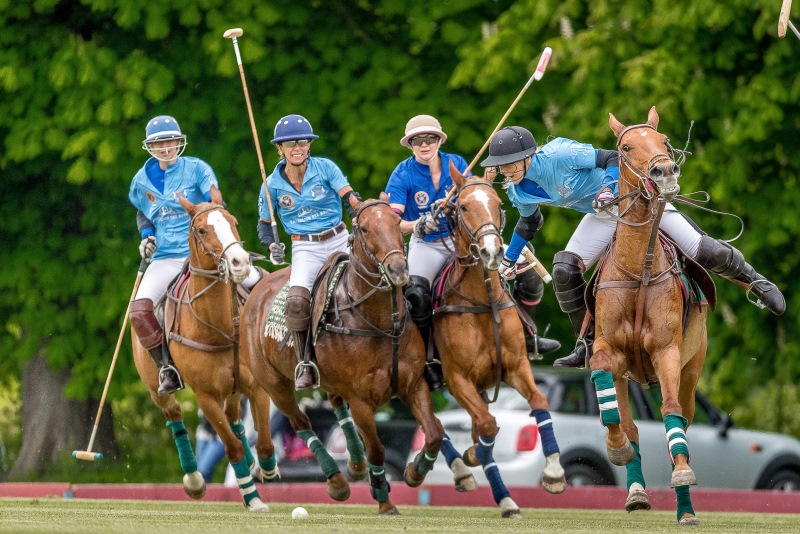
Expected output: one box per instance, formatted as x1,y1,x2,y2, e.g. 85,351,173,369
499,497,521,519
461,447,480,468
679,514,701,526
607,440,635,466
327,473,351,502
542,474,567,494
347,459,368,481
379,503,400,515
450,458,478,492
403,462,425,488
625,488,651,512
248,498,270,512
671,469,697,488
182,471,206,500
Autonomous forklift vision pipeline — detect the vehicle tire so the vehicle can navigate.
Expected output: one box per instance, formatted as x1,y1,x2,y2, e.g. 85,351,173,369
564,462,614,486
760,468,800,491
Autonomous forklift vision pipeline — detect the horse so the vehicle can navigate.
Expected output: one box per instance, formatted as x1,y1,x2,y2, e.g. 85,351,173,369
241,193,444,515
589,106,709,525
132,186,276,511
432,167,567,518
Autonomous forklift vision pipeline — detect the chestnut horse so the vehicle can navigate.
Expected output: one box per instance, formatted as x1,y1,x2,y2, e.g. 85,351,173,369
590,107,708,525
433,168,566,518
132,186,276,511
242,194,443,515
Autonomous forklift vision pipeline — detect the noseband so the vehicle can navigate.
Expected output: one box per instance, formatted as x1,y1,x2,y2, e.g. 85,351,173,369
189,204,243,285
616,124,682,202
454,181,504,266
349,200,405,287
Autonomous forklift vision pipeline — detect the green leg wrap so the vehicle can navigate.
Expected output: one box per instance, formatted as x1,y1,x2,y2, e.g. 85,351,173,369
674,478,695,520
368,461,390,502
166,420,198,474
626,441,646,489
591,370,621,426
334,403,365,464
231,458,260,507
259,454,280,482
230,420,255,469
665,413,690,462
297,429,340,479
412,450,437,476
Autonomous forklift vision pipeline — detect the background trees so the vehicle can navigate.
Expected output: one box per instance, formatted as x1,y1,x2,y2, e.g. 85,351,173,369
1,0,797,479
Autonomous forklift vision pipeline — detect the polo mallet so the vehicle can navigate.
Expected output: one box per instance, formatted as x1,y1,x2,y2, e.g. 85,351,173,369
518,246,552,284
223,27,282,251
73,258,147,461
779,0,800,39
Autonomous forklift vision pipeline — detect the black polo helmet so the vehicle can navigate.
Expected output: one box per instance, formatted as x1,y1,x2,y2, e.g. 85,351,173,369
480,126,537,167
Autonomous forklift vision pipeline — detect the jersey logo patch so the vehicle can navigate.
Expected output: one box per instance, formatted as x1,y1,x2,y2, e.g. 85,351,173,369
414,191,430,207
556,184,573,198
146,192,157,204
310,184,326,201
279,194,295,209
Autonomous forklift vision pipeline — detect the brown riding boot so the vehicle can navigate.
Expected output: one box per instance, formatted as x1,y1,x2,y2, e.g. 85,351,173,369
285,286,317,390
130,298,184,395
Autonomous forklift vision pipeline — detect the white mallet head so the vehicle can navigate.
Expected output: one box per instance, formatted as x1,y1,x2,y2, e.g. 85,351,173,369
291,506,309,520
223,28,243,38
533,47,552,81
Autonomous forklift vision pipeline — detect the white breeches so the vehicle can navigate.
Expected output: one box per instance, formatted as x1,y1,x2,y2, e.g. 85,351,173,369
289,230,351,290
564,204,702,270
408,236,454,284
135,257,262,302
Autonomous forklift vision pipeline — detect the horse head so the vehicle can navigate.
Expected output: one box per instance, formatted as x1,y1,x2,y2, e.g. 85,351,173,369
450,162,504,270
177,185,252,284
609,106,681,202
349,191,408,287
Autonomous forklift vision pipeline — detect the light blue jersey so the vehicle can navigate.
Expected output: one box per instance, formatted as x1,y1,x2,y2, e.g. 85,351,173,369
507,138,606,216
258,157,349,235
129,157,218,259
384,152,470,242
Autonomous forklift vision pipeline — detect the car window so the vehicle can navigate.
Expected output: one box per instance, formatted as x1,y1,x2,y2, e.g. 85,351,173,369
642,388,711,425
557,379,587,414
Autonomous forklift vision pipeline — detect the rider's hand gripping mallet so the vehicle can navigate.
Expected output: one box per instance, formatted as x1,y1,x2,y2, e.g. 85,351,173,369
223,28,283,255
518,247,552,284
73,259,148,461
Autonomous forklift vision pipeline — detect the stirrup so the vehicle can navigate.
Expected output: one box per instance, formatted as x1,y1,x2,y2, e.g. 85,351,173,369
158,364,184,396
294,361,321,389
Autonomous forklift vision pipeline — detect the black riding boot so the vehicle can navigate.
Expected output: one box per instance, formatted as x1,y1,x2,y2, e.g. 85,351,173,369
286,286,317,390
513,269,561,358
695,236,785,316
156,340,183,397
406,275,443,391
551,251,594,368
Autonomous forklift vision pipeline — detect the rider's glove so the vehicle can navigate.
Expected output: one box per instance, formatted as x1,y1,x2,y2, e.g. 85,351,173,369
268,242,286,265
432,198,456,218
592,185,616,212
499,256,518,280
412,213,438,239
139,236,157,262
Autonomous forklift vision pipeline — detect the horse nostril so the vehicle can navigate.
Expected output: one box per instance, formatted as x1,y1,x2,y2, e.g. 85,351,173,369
671,164,680,176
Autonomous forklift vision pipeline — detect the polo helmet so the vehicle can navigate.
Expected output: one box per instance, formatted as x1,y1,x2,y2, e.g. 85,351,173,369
480,126,537,167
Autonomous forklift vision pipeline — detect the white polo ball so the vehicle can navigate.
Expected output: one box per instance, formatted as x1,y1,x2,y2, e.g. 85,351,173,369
291,506,308,520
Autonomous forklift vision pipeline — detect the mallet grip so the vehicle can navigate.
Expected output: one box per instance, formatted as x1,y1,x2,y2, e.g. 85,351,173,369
519,247,552,284
72,451,103,461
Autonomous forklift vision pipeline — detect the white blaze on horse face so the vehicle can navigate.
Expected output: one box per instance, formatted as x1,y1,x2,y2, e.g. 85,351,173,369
472,189,502,264
206,210,251,282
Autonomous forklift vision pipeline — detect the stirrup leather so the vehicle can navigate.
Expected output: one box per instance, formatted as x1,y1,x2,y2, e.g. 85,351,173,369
294,361,321,389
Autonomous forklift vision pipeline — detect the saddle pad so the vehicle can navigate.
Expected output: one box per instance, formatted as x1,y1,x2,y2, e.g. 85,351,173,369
264,283,293,347
311,254,349,344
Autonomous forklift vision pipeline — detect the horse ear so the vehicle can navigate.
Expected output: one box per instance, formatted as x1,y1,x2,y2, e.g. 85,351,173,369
646,106,659,129
450,160,465,189
609,113,625,138
210,185,223,205
177,192,195,215
379,191,390,203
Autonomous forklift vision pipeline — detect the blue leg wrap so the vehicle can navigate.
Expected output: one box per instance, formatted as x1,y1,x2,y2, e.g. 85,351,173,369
665,413,690,462
440,433,462,467
368,461,390,502
476,435,510,505
231,458,260,506
230,420,255,469
591,370,621,426
166,420,198,474
531,409,559,457
626,441,646,489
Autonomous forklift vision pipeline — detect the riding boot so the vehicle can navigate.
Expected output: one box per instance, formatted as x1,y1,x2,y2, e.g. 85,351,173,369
695,236,785,315
130,298,184,395
513,269,561,359
405,275,443,391
285,286,317,390
551,252,594,369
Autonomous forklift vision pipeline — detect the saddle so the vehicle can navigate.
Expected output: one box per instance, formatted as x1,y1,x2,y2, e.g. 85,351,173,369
310,251,350,344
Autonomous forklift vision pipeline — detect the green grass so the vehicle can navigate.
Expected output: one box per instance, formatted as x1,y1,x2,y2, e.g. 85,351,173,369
1,499,800,533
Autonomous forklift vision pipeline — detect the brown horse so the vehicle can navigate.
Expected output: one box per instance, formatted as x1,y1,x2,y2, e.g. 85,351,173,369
132,186,276,511
242,193,443,515
433,168,566,518
590,107,708,525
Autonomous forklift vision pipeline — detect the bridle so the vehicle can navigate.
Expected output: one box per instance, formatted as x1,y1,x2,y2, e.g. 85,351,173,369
348,200,405,289
451,181,505,268
188,204,244,293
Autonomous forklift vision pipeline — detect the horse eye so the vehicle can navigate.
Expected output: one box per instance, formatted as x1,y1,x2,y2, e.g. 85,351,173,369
197,227,207,236
622,145,631,152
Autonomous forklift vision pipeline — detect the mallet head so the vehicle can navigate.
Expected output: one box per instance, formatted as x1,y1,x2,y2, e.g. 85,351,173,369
73,450,104,461
223,28,243,39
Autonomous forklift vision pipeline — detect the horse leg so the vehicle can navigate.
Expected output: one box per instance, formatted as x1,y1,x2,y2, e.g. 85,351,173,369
398,377,443,488
440,433,478,492
590,343,634,465
196,395,268,512
448,374,520,519
328,393,367,481
615,384,650,512
347,398,398,515
503,366,566,494
245,386,279,482
224,393,255,472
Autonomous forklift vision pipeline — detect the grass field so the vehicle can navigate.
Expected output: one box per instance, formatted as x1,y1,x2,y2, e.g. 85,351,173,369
1,499,800,533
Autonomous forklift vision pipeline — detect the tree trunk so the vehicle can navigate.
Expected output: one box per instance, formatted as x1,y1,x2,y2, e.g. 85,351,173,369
8,353,118,479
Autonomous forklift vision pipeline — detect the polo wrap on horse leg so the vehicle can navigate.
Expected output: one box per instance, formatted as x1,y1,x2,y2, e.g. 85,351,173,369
406,275,443,390
297,429,340,478
665,413,690,463
440,433,462,467
334,403,365,464
626,441,646,489
367,462,391,502
552,251,593,367
590,370,621,426
476,435,511,505
166,420,198,474
230,420,255,471
531,409,559,457
285,286,318,389
695,236,785,315
514,269,560,355
231,457,261,507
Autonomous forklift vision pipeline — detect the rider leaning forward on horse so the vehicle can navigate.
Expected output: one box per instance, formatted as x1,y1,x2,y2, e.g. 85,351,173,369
481,124,786,369
128,115,262,396
256,114,362,390
385,115,560,391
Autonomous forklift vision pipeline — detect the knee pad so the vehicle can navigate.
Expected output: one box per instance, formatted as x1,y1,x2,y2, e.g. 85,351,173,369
285,286,311,331
405,275,433,329
513,269,544,304
552,251,586,313
695,236,746,279
129,298,163,350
